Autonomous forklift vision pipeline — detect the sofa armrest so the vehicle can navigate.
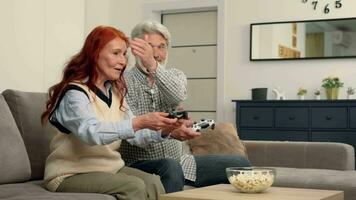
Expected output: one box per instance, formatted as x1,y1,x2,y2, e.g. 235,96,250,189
244,140,355,170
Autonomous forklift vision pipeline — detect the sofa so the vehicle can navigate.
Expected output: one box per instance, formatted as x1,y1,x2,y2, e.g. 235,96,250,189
1,89,356,200
245,140,356,200
0,89,115,200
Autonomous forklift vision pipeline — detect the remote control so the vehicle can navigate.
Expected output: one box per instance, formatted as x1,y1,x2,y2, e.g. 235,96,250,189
167,110,189,120
192,119,215,132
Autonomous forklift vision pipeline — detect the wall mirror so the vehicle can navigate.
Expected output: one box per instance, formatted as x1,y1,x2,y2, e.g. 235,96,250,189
250,17,356,61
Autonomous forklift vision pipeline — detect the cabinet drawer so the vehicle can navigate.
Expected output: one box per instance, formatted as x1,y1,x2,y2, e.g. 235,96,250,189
239,108,273,127
350,107,356,129
312,132,356,147
240,130,308,141
311,107,347,128
275,108,308,128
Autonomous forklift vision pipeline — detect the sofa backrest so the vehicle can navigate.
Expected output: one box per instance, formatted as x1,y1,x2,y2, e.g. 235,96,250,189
2,89,56,180
0,94,31,184
245,140,355,170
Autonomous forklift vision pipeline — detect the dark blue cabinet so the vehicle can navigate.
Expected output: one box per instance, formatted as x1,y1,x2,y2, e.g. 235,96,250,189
232,100,356,151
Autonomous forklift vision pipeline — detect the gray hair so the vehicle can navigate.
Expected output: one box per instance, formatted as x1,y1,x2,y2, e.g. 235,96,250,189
131,20,171,45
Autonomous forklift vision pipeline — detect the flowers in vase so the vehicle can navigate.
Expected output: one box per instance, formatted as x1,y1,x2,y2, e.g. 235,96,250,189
314,88,321,100
347,87,355,95
322,76,344,100
297,87,307,100
322,76,344,89
347,87,355,99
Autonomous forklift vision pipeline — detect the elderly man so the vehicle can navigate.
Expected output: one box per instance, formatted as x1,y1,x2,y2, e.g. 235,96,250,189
120,20,250,193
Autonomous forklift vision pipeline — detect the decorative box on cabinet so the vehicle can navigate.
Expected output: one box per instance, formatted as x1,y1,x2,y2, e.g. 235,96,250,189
232,100,356,157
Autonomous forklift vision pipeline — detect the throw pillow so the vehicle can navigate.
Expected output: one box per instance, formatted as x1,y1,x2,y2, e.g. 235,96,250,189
3,89,56,180
187,122,248,158
0,95,31,184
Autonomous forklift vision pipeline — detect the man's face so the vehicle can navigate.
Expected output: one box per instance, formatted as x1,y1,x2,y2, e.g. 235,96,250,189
145,33,168,65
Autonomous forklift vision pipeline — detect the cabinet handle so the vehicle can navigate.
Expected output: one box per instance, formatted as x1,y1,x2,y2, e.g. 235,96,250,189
325,116,333,120
253,116,260,120
288,116,295,120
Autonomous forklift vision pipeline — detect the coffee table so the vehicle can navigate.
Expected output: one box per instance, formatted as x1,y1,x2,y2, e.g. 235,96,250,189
159,184,343,200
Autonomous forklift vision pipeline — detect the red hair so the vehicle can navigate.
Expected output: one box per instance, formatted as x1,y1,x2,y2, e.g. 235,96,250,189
41,26,129,123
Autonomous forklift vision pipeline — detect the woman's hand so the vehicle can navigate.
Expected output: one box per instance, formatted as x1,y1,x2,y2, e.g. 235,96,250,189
132,112,177,132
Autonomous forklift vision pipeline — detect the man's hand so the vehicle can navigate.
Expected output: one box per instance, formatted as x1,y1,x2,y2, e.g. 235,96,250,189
166,119,201,141
130,36,157,72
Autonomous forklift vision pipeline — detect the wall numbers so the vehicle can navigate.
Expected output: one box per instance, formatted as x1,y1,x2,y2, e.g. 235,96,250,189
302,0,342,14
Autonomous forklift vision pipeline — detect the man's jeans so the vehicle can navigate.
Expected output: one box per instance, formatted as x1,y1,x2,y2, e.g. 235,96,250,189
130,158,185,193
192,154,251,187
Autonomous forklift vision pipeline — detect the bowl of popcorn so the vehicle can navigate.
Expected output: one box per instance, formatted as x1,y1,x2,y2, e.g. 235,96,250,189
226,167,276,193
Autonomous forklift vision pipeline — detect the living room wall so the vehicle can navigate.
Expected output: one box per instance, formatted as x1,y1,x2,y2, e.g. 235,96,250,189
1,0,356,124
223,0,356,122
0,0,162,92
0,0,85,92
86,0,356,122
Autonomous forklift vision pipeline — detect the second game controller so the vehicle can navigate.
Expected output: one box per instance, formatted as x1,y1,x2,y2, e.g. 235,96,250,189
193,119,215,132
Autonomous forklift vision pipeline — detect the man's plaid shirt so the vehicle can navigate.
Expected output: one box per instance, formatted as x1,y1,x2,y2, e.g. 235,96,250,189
119,65,197,181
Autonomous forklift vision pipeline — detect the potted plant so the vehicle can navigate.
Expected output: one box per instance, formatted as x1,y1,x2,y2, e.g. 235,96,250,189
347,87,355,99
297,87,307,100
314,88,321,100
322,76,344,100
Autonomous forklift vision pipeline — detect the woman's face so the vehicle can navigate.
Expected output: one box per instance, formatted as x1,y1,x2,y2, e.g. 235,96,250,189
96,37,127,84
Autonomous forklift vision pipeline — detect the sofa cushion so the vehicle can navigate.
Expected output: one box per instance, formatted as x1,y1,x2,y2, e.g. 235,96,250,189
0,181,115,200
3,89,56,180
187,122,248,157
0,94,31,184
272,167,356,200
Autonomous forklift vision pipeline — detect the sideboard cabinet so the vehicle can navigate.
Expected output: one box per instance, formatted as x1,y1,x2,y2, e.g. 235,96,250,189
232,100,356,151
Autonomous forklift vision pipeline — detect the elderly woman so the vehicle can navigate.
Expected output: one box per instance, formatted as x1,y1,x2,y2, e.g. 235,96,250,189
41,25,197,200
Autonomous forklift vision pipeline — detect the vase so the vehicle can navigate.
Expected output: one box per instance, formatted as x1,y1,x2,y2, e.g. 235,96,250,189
325,88,339,100
299,95,305,100
348,94,354,99
315,95,321,100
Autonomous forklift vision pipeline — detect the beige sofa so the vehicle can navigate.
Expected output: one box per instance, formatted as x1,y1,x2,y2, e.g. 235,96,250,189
0,89,115,200
1,89,356,200
245,140,356,200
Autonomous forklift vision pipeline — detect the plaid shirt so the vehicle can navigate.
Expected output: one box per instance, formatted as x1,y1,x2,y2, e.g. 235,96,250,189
120,64,197,181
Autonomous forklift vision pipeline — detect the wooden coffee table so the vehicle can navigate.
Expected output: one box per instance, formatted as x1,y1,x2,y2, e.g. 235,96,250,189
159,184,343,200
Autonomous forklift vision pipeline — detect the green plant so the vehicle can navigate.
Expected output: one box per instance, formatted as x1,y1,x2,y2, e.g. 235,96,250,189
314,88,321,95
322,76,344,88
347,87,355,95
297,87,307,96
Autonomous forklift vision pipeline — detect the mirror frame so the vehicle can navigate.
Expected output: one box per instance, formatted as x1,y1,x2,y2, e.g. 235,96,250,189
250,17,356,61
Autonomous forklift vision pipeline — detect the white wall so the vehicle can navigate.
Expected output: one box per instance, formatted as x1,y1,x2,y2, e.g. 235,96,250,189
85,0,171,37
0,0,165,92
223,0,356,123
129,0,356,123
0,0,85,92
2,0,356,124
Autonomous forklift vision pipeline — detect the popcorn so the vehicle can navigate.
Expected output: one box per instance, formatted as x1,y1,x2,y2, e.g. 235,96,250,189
228,170,274,193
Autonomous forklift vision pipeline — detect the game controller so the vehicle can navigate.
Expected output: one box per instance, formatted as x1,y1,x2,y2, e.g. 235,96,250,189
193,119,215,132
167,110,189,120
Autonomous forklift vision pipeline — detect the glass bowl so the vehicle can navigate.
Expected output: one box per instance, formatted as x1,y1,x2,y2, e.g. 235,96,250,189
226,167,276,193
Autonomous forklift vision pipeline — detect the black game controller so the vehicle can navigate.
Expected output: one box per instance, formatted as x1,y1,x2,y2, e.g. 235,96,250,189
193,119,215,132
167,110,189,120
